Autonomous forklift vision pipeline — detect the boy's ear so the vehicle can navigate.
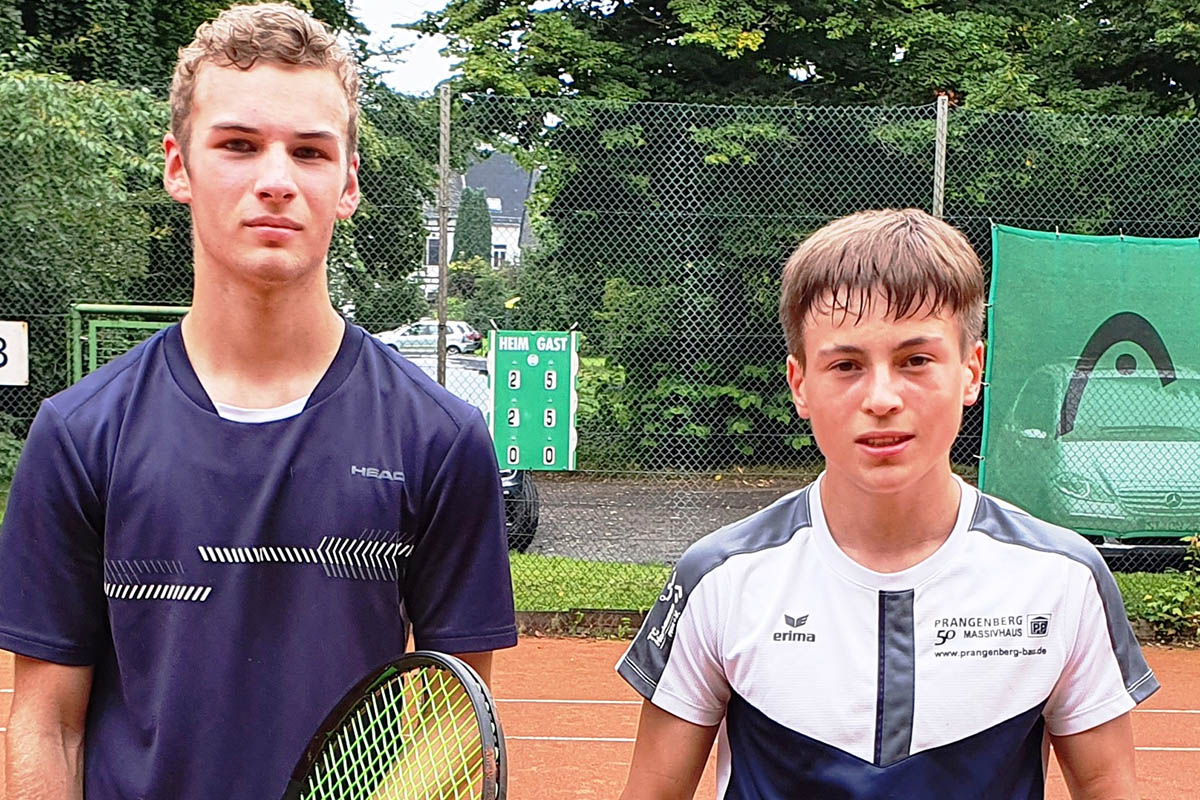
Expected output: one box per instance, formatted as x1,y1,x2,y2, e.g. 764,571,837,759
163,133,192,205
336,151,360,220
786,354,811,419
962,340,985,406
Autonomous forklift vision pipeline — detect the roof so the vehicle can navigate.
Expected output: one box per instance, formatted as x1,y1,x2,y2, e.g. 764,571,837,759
465,153,532,222
425,152,532,226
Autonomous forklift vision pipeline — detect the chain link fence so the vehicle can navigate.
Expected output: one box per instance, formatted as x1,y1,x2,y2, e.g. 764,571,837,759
942,108,1200,612
2,81,1199,614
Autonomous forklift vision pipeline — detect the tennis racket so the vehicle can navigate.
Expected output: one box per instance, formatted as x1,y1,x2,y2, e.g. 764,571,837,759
282,651,506,800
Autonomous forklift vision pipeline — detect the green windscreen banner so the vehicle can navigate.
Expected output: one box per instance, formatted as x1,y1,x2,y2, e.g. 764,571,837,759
980,225,1200,542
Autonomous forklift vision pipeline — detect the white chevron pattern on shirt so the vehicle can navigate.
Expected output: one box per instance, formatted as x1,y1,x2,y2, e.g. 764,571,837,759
195,536,413,581
104,583,212,602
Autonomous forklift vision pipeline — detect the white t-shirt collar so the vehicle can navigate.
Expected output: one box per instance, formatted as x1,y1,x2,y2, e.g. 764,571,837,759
212,394,310,424
807,471,979,591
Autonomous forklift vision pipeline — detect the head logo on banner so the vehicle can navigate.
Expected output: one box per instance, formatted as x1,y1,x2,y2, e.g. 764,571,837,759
980,226,1200,543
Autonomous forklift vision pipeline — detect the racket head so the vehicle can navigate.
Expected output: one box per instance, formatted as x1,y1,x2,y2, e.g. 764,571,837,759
283,651,506,800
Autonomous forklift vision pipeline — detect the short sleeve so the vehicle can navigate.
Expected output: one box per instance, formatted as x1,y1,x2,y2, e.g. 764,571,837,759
0,401,106,665
1043,571,1157,736
404,412,517,653
617,567,729,727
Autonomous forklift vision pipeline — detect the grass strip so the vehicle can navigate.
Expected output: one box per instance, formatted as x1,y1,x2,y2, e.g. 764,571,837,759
512,552,1199,629
510,552,670,613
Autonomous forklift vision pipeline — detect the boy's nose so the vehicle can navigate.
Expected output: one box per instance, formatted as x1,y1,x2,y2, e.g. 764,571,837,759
255,145,298,203
862,367,903,416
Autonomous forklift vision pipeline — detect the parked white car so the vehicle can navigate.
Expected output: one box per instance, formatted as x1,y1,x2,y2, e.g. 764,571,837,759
374,319,482,354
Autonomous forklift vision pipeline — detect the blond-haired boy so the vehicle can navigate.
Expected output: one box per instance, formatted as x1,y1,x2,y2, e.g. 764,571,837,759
0,5,516,798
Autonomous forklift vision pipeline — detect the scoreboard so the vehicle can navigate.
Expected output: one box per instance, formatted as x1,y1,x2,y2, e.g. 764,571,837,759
487,330,579,470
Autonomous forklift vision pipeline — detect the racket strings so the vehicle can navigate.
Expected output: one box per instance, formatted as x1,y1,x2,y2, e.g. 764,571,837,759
381,671,476,799
301,666,484,799
308,682,408,798
307,671,466,799
382,670,483,799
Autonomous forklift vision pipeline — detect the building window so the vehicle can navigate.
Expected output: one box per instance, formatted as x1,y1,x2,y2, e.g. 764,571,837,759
492,243,508,268
426,236,440,266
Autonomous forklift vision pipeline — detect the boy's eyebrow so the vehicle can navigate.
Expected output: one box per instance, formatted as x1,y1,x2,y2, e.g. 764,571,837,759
209,123,259,135
208,123,338,142
895,335,941,350
817,336,943,358
817,344,868,358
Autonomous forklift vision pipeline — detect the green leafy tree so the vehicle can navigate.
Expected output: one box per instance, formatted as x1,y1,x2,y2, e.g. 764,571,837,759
4,0,363,86
0,71,168,434
447,256,515,333
0,2,21,56
452,187,492,262
422,0,1200,115
419,0,1200,470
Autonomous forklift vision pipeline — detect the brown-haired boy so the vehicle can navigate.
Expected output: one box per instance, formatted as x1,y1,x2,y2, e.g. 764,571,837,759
616,208,1156,799
0,5,516,798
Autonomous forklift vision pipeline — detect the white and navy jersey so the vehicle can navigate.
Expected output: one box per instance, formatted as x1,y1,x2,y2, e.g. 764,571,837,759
617,475,1158,799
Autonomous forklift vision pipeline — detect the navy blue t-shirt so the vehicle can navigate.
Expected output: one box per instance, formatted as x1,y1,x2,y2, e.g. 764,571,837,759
0,321,517,798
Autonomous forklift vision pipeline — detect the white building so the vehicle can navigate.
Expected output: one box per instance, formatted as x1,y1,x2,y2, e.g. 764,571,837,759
420,152,536,296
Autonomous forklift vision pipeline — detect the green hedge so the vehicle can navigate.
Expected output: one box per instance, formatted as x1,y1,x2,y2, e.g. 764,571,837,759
516,553,1200,638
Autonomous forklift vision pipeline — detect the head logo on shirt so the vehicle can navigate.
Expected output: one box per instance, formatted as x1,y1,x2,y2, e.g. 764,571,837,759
350,465,405,482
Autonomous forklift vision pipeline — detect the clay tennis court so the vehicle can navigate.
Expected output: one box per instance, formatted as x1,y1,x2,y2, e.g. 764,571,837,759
2,639,1197,796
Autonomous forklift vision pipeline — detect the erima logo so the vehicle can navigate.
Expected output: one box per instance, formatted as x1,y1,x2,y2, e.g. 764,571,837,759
773,613,815,642
350,465,405,482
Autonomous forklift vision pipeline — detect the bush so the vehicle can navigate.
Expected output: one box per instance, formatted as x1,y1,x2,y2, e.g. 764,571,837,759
446,256,516,332
1131,536,1200,642
349,279,429,333
575,356,636,468
0,426,22,487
